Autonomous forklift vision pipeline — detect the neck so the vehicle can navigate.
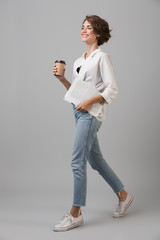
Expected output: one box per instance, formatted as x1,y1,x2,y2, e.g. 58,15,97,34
85,42,99,59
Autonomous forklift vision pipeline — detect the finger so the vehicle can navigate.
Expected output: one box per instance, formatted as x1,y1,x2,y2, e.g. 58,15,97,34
53,68,57,72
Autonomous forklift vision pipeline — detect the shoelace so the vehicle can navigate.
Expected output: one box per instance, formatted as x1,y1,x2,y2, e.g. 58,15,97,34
115,201,123,213
60,213,73,226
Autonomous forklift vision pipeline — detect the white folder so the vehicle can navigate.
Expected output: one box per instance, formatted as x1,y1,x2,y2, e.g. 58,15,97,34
63,76,103,119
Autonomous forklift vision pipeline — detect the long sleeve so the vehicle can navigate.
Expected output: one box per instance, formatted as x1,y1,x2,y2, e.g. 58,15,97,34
99,53,118,104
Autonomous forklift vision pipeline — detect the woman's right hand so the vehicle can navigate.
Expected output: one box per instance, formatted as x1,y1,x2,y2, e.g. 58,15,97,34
53,64,71,90
53,64,65,81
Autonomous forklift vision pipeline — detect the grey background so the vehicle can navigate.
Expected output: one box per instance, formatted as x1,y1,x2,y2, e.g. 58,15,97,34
0,0,160,239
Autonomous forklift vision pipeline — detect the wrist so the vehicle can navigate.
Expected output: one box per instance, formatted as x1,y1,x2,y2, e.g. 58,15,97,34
89,95,104,104
59,76,66,83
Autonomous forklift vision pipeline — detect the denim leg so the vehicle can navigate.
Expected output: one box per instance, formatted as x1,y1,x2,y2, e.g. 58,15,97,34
71,107,101,206
88,135,124,193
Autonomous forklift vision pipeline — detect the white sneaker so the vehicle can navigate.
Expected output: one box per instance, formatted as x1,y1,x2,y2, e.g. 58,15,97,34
113,193,134,218
53,211,84,232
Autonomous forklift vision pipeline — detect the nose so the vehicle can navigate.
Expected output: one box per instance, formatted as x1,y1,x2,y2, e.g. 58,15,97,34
81,27,87,33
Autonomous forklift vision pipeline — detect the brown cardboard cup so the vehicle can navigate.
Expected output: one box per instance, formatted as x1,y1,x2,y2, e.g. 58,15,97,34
55,60,66,76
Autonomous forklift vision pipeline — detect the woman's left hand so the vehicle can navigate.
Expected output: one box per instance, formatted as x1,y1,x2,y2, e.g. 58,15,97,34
76,99,92,112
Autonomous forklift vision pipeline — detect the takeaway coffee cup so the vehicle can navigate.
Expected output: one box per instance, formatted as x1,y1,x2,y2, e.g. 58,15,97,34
55,60,66,76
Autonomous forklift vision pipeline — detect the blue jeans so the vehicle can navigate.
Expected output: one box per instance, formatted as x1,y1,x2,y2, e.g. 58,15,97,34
71,105,124,206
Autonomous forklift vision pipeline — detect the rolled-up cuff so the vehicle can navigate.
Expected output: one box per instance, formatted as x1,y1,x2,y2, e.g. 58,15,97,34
100,92,112,104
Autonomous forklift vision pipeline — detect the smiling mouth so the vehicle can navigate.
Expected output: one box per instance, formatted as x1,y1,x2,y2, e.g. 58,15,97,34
82,34,89,37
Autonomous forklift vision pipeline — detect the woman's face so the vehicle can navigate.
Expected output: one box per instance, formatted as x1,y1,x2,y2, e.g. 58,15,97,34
81,20,99,45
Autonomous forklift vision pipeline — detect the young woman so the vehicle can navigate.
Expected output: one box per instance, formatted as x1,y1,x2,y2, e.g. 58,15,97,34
53,15,133,232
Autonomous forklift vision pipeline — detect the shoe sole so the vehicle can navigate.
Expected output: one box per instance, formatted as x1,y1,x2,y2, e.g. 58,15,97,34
113,195,134,218
53,219,84,232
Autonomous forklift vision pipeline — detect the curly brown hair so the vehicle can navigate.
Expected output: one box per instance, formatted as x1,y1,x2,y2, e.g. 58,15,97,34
83,15,112,46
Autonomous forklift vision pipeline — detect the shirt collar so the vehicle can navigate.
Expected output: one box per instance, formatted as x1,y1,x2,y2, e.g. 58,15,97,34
81,47,102,60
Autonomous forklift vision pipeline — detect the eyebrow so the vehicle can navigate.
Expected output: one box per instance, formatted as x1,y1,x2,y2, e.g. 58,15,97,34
82,24,92,27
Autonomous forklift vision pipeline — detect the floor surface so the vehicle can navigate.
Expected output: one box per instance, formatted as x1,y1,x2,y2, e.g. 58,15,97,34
0,191,160,240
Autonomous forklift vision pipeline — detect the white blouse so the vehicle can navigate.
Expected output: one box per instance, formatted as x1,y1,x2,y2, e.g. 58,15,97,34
72,47,118,121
